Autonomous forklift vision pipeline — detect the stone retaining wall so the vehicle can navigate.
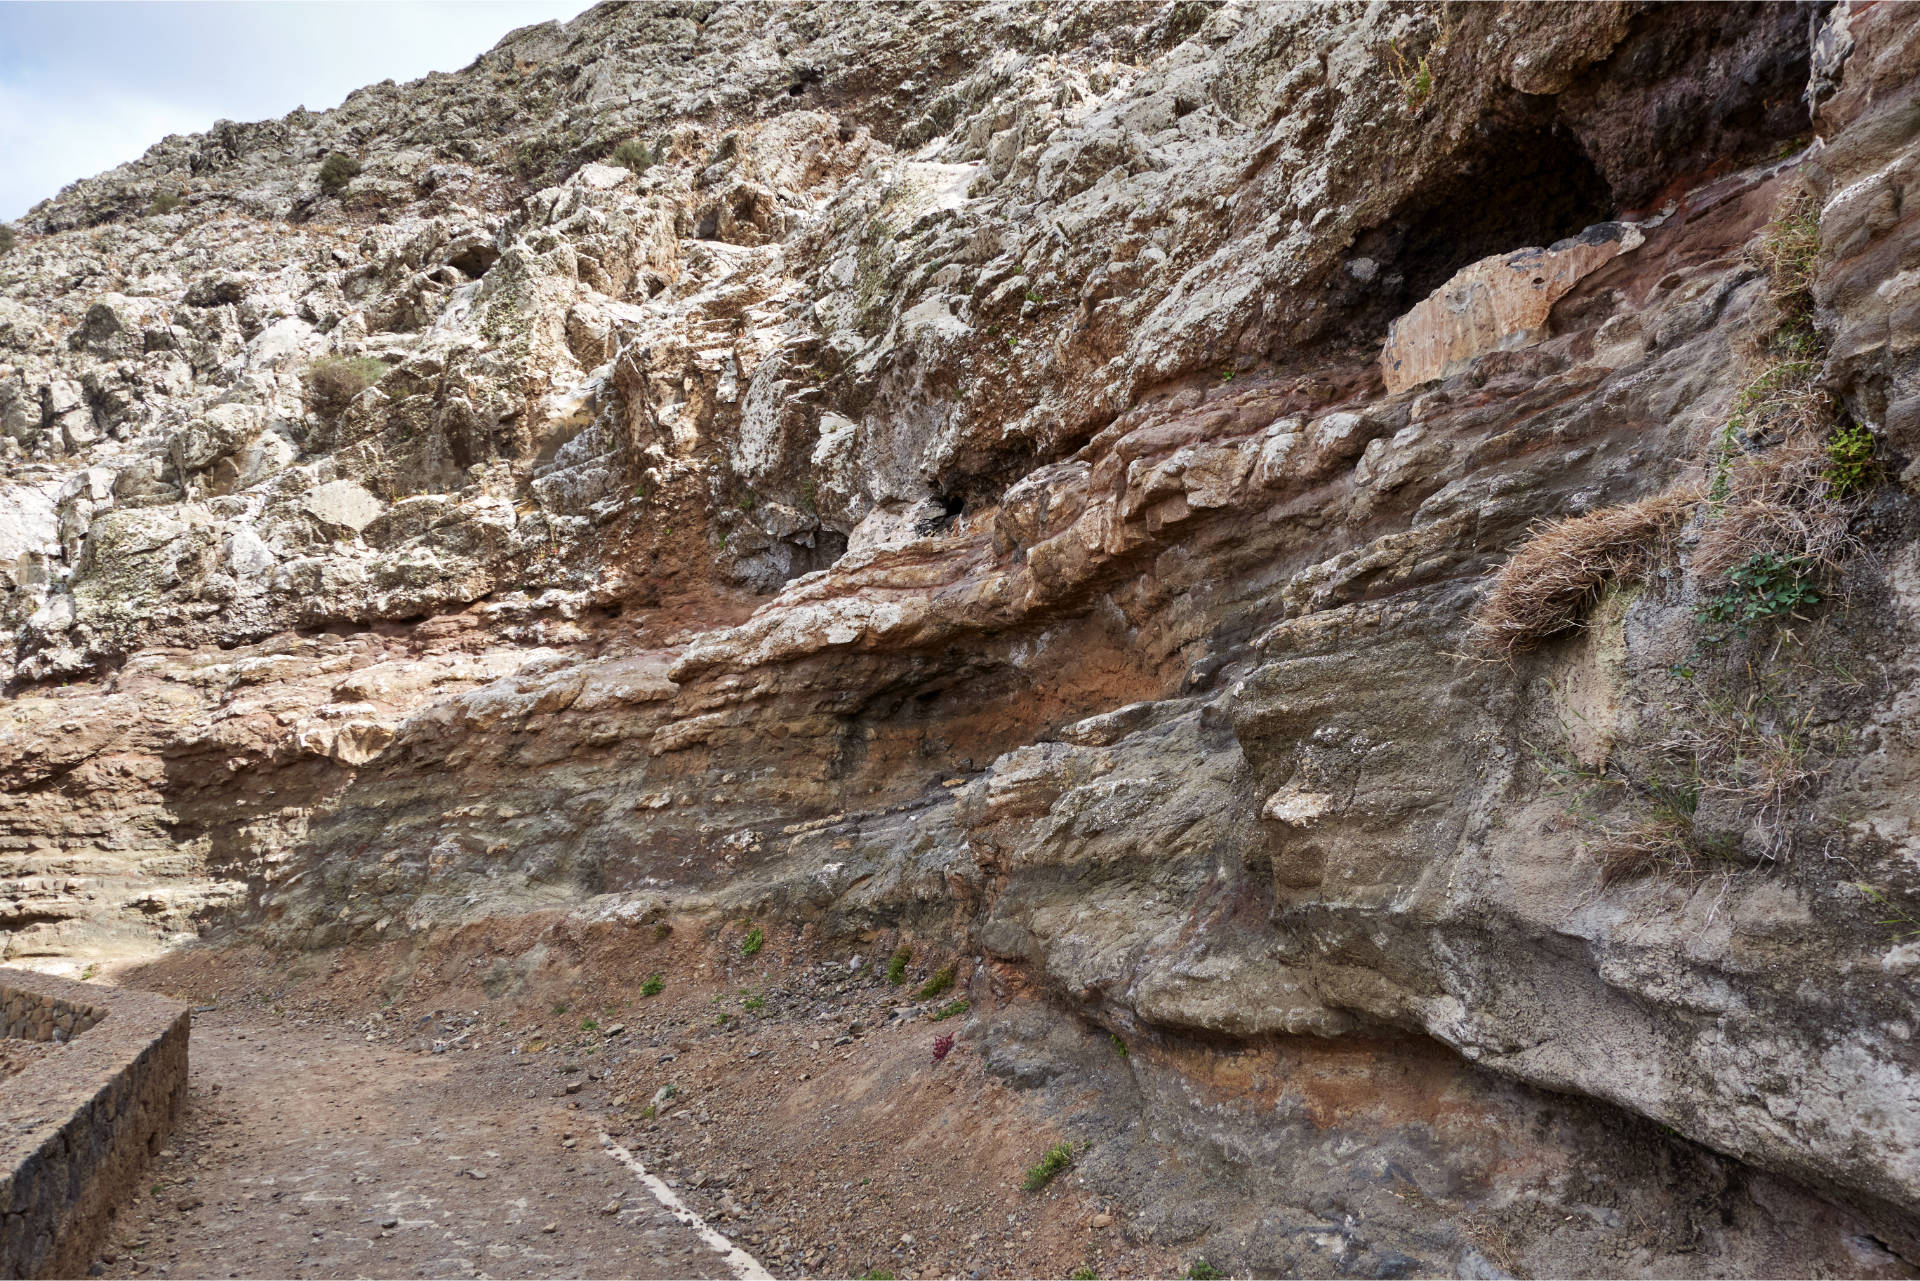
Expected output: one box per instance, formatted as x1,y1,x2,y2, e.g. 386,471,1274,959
0,970,189,1279
0,983,107,1044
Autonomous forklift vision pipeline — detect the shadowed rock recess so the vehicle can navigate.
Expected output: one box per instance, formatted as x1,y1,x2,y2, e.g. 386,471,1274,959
6,1,1920,1276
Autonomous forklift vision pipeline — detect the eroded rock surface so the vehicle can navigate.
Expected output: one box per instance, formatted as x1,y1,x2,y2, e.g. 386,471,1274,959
1379,222,1643,391
7,2,1920,1275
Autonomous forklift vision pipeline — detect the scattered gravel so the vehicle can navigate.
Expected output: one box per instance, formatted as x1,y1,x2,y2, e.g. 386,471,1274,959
0,1035,64,1083
110,931,1176,1279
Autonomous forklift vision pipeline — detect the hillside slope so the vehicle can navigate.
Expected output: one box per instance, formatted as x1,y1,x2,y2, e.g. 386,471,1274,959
6,2,1920,1274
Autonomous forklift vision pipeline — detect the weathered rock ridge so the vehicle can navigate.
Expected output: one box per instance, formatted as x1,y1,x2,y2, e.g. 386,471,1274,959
6,1,1920,1275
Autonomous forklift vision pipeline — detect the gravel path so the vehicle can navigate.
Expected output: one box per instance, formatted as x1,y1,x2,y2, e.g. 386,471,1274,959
98,1005,743,1279
94,938,1168,1279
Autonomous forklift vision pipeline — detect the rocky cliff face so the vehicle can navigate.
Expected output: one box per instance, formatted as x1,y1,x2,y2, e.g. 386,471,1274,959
7,0,1920,1274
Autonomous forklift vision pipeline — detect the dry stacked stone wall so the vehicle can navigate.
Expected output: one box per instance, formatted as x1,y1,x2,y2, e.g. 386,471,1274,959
0,970,188,1279
0,985,107,1044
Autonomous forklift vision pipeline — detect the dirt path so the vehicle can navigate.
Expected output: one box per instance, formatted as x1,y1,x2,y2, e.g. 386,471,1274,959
97,931,1176,1281
97,1005,742,1280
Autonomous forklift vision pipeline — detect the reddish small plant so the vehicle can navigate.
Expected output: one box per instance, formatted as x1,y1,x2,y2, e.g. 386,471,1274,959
931,1034,955,1064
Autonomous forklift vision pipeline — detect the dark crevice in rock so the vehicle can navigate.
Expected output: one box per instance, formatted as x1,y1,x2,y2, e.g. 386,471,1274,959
1557,0,1820,213
913,493,965,537
445,244,500,280
788,525,848,578
1379,122,1608,305
1336,112,1614,350
1336,1,1817,352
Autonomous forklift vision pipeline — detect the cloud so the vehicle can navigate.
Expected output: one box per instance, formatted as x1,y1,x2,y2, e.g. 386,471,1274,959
0,1,590,220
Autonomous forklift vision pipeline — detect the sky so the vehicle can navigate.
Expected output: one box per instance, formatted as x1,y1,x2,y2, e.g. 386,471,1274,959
0,0,594,220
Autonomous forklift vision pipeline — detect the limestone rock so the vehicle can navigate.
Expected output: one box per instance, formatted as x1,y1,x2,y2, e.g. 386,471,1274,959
303,481,384,533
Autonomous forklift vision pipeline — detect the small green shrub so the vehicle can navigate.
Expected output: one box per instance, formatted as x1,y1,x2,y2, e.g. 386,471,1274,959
612,139,655,174
1387,41,1434,107
741,926,764,957
1671,552,1822,680
1700,553,1821,636
913,966,954,1000
579,1017,598,1032
1186,1261,1223,1281
1404,56,1432,104
930,999,969,1021
551,1001,569,1015
0,224,15,255
1825,421,1879,497
304,355,387,418
149,187,184,215
742,991,766,1013
318,152,362,193
885,947,911,985
1110,1034,1129,1058
1070,1270,1098,1281
1023,1141,1074,1191
858,1271,896,1281
640,973,665,998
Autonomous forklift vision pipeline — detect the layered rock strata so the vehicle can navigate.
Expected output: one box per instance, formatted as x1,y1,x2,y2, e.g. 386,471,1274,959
5,1,1920,1274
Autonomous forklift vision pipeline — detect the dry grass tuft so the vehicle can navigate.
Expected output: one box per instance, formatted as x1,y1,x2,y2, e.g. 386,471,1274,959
1596,804,1730,887
1693,183,1860,583
1751,182,1820,328
1654,665,1832,855
1696,422,1859,581
305,355,388,419
1473,487,1700,659
1539,748,1733,887
1696,346,1854,583
1525,183,1870,886
1546,644,1847,884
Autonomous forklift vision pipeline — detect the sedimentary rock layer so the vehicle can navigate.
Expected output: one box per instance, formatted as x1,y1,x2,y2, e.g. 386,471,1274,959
4,1,1920,1274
